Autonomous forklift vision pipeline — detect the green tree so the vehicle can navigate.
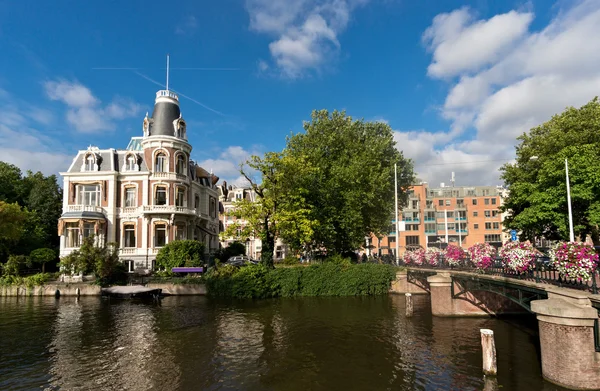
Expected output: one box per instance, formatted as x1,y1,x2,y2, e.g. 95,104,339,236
156,240,206,271
60,236,124,283
29,248,57,273
0,201,28,243
0,162,63,262
1,255,27,276
501,98,600,244
0,162,24,205
231,110,414,261
21,171,63,248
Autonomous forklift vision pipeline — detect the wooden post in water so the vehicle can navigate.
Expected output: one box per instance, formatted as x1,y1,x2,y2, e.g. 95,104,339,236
480,329,497,376
405,293,413,317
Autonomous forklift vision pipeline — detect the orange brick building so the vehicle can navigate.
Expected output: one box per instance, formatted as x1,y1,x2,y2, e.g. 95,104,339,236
368,183,507,256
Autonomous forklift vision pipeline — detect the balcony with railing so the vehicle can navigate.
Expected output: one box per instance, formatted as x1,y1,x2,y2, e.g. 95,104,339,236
119,248,144,256
425,229,437,235
142,205,196,215
403,217,420,223
117,207,142,216
424,217,436,222
65,205,105,214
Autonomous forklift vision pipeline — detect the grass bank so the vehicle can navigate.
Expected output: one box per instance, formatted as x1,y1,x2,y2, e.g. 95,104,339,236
205,262,398,299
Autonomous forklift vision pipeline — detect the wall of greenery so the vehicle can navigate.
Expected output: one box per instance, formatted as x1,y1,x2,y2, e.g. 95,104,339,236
204,261,397,299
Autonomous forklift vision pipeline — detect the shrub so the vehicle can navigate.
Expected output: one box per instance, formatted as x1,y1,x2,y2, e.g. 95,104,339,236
549,241,599,282
325,254,352,266
156,240,205,272
204,262,396,298
282,256,300,266
2,255,27,276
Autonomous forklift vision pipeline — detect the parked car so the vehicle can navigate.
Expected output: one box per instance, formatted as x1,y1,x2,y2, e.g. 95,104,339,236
225,256,258,267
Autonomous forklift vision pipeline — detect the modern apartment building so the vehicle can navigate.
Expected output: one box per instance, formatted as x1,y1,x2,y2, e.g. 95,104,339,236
58,87,220,272
369,183,506,256
217,183,289,261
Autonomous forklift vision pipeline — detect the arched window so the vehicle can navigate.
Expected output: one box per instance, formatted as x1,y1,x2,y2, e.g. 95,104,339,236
126,154,137,171
176,154,186,175
85,154,95,171
155,152,167,172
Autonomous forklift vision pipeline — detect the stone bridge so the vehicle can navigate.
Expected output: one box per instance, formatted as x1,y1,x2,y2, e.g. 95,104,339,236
392,267,600,390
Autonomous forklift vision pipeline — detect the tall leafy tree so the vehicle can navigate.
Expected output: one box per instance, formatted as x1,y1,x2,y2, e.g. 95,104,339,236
0,161,63,263
229,110,414,262
500,98,600,244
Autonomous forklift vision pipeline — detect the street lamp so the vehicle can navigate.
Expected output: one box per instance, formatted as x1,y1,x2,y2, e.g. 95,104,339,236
530,156,574,242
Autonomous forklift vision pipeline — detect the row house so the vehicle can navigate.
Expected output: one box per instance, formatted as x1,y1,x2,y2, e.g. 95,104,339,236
58,87,220,272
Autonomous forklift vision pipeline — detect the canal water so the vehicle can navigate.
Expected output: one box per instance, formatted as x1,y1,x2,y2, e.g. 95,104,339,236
0,294,569,391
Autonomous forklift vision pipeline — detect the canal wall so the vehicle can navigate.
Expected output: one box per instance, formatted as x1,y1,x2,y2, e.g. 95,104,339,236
0,283,208,297
146,283,207,295
0,283,102,297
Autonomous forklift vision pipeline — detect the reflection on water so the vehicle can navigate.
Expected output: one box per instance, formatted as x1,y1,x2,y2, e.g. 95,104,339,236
0,295,569,391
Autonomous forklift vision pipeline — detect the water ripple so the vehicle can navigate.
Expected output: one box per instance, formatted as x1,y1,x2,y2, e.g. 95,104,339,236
0,295,569,391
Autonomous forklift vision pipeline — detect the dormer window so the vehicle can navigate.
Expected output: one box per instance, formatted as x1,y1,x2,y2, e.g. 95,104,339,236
155,152,167,172
85,155,95,171
174,119,186,139
126,155,136,171
176,154,186,175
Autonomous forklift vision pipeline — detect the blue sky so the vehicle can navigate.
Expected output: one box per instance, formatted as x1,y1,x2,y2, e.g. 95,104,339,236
1,0,599,186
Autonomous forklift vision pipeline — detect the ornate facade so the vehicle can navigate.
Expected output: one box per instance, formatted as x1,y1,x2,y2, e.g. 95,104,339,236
58,88,220,272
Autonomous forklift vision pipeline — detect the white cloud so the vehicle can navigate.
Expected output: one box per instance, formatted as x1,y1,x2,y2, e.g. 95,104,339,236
423,8,533,78
403,0,600,187
0,123,73,177
44,80,142,133
246,0,366,78
45,80,98,107
196,145,262,186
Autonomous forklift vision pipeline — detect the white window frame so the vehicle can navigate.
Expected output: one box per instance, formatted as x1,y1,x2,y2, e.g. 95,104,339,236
155,185,168,205
123,224,136,248
155,152,167,172
125,187,137,207
82,222,95,240
126,155,137,171
175,187,186,207
78,185,101,206
175,153,186,175
175,223,186,240
154,224,168,247
66,223,80,248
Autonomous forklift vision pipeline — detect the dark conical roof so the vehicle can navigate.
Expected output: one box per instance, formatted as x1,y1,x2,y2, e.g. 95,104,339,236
149,90,180,137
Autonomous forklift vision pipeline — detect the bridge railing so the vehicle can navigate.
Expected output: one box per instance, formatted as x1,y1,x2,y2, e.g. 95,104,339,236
402,256,599,294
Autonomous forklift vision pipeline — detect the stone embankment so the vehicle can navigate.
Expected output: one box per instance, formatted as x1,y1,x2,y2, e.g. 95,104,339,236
0,282,207,297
